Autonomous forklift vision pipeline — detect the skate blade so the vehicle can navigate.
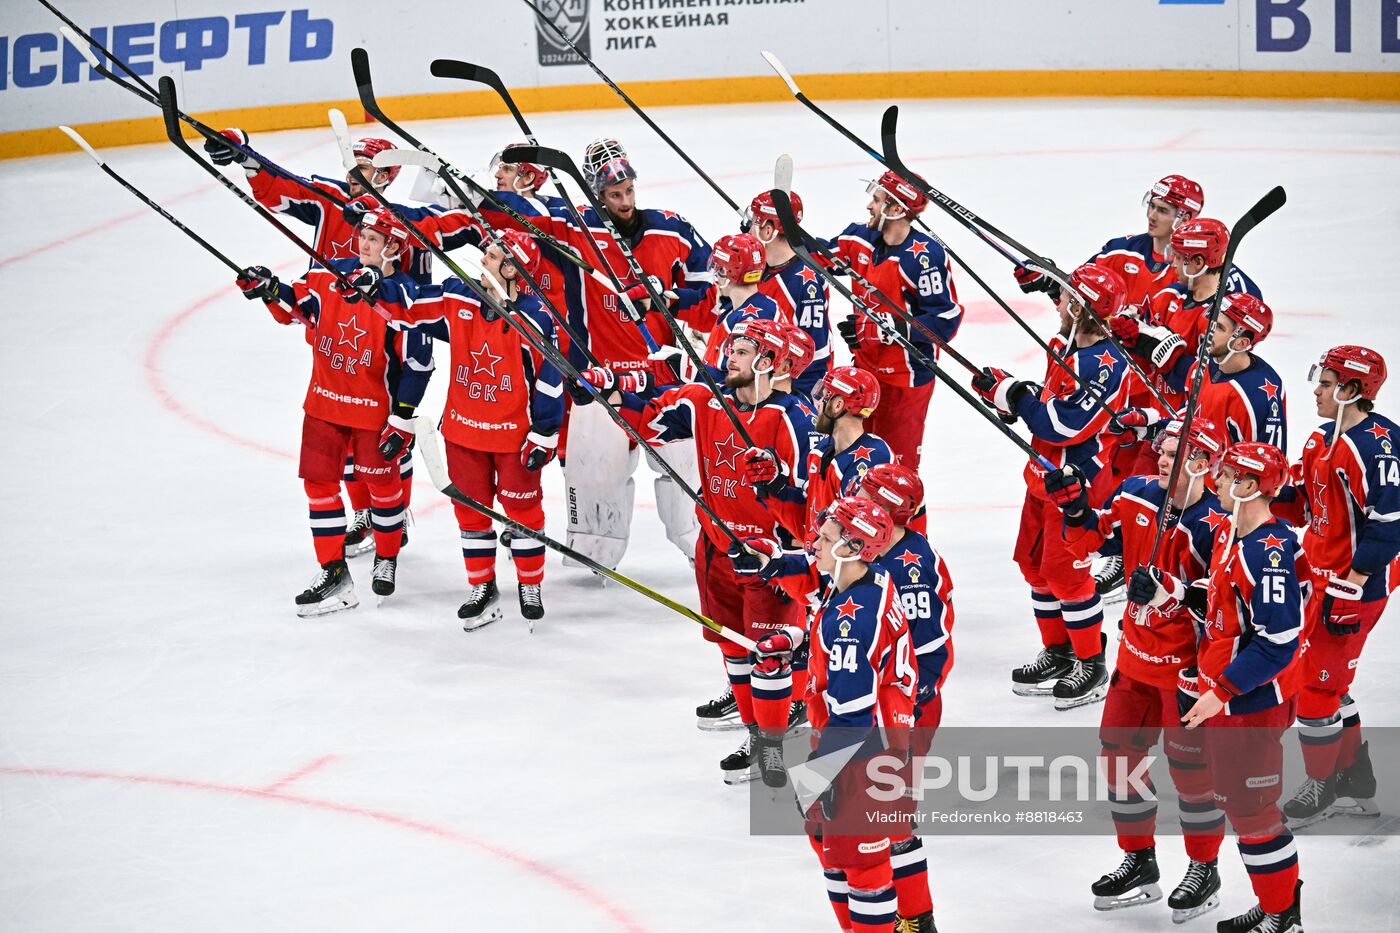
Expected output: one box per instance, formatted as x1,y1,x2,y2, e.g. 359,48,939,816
345,538,376,558
296,592,360,618
697,715,746,733
1055,684,1109,711
1011,681,1057,697
1283,806,1340,830
1093,884,1162,911
1099,585,1127,606
461,606,505,633
723,768,759,786
1171,893,1219,924
1334,797,1381,819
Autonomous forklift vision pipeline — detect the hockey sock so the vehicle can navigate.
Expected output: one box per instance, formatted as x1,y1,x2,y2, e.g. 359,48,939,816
344,461,371,511
751,654,793,733
846,863,896,933
1105,748,1157,852
1178,794,1226,862
1031,589,1067,646
1337,694,1362,772
368,483,404,559
792,667,810,707
508,528,546,584
399,456,414,510
460,529,498,584
890,836,933,917
823,869,852,929
1238,831,1299,914
720,644,756,725
305,480,347,565
1297,709,1343,780
1061,593,1104,659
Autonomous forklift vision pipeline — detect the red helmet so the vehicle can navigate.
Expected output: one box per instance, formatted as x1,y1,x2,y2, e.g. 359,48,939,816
726,317,793,375
354,137,400,185
824,496,895,562
1221,442,1289,498
1170,218,1229,269
817,366,881,417
780,323,816,377
358,206,412,254
1069,262,1127,318
747,190,804,235
1152,415,1228,469
1219,293,1273,345
710,233,767,286
868,170,929,219
1144,174,1204,220
859,462,924,526
1311,345,1388,400
492,141,546,191
497,229,542,282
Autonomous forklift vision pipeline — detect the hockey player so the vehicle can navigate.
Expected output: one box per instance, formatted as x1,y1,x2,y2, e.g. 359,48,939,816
1050,418,1230,922
972,262,1133,708
827,171,964,469
745,190,832,397
675,232,787,367
235,207,422,615
1141,441,1306,933
1275,346,1397,828
1117,293,1286,452
380,231,564,629
758,496,911,933
577,318,812,785
857,463,951,933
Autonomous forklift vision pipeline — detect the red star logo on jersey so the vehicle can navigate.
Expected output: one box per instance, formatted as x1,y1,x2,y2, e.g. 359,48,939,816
1366,422,1392,442
907,240,930,257
1260,533,1288,551
713,433,745,471
835,596,860,621
1260,379,1280,400
470,342,503,377
1094,350,1117,369
330,233,356,257
1202,509,1230,535
896,551,922,569
851,445,876,462
660,210,679,221
798,266,819,285
337,317,367,352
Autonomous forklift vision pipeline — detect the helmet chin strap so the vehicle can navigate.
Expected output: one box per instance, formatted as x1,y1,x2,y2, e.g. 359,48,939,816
1221,480,1262,555
1326,385,1360,460
754,223,778,246
1182,258,1208,284
1217,330,1250,369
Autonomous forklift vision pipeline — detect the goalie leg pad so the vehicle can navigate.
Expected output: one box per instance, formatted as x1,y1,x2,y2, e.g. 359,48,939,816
648,439,702,558
561,405,638,570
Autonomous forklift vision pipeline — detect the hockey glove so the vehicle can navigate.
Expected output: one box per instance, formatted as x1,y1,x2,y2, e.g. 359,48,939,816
342,194,374,229
1184,579,1209,626
1126,566,1185,615
1014,260,1058,295
338,265,383,304
204,128,256,170
835,315,862,354
646,345,693,386
1108,312,1141,347
1321,576,1364,636
755,624,807,661
730,537,782,577
872,310,910,347
1131,321,1187,371
378,408,416,460
1043,465,1090,518
520,430,558,472
620,275,674,319
741,447,789,497
971,367,1034,415
1107,408,1164,447
237,265,280,302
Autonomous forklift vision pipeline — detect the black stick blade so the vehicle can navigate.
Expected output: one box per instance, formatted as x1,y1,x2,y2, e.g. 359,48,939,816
504,144,565,172
430,59,490,84
350,47,374,98
157,76,183,142
1232,185,1287,242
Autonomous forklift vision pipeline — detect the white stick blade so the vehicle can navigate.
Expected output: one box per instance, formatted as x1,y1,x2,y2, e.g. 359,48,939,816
59,26,102,68
774,153,794,193
373,149,440,170
760,50,800,94
327,108,356,170
413,416,451,491
58,125,103,165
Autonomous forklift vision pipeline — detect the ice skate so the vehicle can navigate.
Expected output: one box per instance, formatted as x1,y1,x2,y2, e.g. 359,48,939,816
1092,847,1162,911
295,560,358,617
1334,741,1381,819
721,726,757,785
786,700,808,734
343,509,375,558
696,685,743,732
1282,775,1337,829
1094,554,1126,605
1011,642,1074,696
895,911,937,932
1169,858,1221,923
1053,651,1109,710
1216,879,1302,933
459,580,503,632
371,554,396,604
755,732,788,789
518,582,543,632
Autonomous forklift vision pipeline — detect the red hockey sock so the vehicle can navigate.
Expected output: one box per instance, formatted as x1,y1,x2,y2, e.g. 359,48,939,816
846,863,896,933
345,477,371,512
1238,833,1299,914
792,668,810,706
720,645,755,724
1067,623,1104,660
398,457,414,510
890,836,933,917
368,483,403,559
1030,589,1066,646
1337,696,1362,771
305,480,347,565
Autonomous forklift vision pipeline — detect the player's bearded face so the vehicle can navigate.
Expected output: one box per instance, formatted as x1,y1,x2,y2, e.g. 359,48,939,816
866,190,886,228
347,160,382,197
603,180,636,222
814,396,842,434
724,343,756,388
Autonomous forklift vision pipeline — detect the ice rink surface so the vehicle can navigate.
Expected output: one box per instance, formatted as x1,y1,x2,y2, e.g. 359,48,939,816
3,96,1399,931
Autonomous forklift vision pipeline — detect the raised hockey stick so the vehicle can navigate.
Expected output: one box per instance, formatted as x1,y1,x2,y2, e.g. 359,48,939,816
155,78,391,322
770,190,1055,471
416,416,757,650
1139,185,1287,576
57,125,311,330
348,48,599,275
504,143,763,450
517,1,745,218
331,123,750,551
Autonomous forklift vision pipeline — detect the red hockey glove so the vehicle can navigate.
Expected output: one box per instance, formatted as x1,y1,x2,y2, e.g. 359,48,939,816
644,345,692,386
755,624,806,661
1109,312,1141,347
378,411,415,460
741,447,789,496
337,265,383,304
1043,465,1090,517
520,430,558,472
204,128,256,169
1322,576,1364,636
971,367,1034,415
1107,408,1164,447
342,193,375,229
729,537,782,577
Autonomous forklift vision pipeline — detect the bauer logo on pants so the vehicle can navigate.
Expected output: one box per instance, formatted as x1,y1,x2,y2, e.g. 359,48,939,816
536,0,591,66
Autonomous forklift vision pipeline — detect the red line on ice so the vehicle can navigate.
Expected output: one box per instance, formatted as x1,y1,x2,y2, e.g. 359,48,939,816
0,764,647,933
260,753,338,794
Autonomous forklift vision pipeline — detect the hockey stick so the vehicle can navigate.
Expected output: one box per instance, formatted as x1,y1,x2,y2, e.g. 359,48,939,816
504,143,763,450
348,48,599,276
154,77,391,323
416,416,757,650
1139,185,1287,576
331,124,751,551
518,1,744,218
57,125,311,330
45,10,352,211
770,190,1055,471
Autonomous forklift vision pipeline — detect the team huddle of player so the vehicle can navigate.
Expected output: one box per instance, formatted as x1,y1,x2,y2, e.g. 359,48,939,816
202,122,1391,933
